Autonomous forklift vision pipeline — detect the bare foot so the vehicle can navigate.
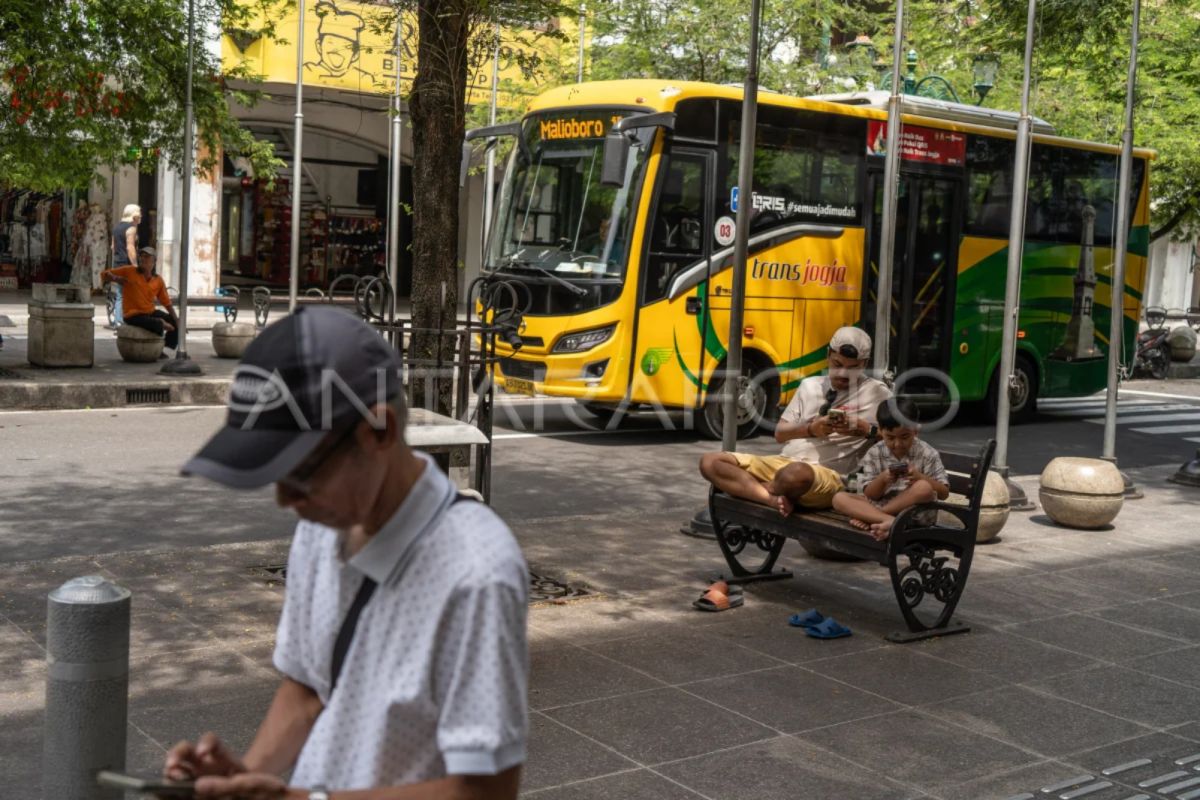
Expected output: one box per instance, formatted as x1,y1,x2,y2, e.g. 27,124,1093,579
869,517,895,541
771,494,794,517
848,518,871,531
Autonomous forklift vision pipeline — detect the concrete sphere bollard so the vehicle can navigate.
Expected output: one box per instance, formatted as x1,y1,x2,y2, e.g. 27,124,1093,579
116,325,162,363
976,471,1011,543
212,322,256,359
1168,325,1197,362
1039,457,1124,529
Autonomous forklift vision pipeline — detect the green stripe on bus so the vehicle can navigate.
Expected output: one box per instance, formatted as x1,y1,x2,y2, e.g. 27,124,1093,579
673,328,707,390
694,281,728,363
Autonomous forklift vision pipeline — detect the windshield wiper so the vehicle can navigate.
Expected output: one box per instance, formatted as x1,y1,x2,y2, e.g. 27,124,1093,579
496,256,589,297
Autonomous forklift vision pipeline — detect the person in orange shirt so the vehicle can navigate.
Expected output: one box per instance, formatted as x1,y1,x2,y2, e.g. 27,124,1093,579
101,246,179,357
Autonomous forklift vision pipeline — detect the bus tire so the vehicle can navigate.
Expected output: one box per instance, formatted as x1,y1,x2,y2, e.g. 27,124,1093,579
987,354,1038,423
695,356,780,441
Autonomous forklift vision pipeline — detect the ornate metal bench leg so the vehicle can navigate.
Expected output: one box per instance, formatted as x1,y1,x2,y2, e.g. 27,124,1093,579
708,493,793,584
885,531,972,643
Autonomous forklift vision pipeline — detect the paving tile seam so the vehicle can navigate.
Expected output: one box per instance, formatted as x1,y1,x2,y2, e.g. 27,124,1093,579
1,610,47,656
518,767,653,798
985,618,1189,669
1047,659,1200,697
576,628,794,674
992,677,1167,736
903,706,1079,766
1076,607,1200,646
912,628,1100,683
529,709,647,770
789,661,954,710
127,720,170,756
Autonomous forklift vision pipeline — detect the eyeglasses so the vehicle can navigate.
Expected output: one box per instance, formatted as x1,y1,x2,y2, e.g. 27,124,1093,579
278,421,360,495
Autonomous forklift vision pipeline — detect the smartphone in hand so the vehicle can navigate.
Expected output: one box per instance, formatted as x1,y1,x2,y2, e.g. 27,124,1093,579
97,771,195,797
827,408,847,425
889,463,909,477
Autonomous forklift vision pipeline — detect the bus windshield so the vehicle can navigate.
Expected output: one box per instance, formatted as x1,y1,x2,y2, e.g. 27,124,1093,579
486,109,647,282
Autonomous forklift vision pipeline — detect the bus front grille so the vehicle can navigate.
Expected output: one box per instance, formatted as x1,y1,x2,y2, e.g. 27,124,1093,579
499,358,546,382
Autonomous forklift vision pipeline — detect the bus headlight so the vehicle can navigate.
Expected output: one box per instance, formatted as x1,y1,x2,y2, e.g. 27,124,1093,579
552,325,615,354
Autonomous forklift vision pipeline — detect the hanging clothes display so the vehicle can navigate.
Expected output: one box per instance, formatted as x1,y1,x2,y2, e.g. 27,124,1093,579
79,203,110,290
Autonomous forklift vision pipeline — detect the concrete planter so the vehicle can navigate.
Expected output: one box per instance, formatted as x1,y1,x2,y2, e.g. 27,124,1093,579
116,325,162,363
977,471,1011,543
937,471,1010,543
1168,326,1197,362
212,322,256,359
1039,457,1123,529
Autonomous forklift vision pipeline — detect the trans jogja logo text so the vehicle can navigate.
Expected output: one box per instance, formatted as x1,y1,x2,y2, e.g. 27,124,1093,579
749,258,848,287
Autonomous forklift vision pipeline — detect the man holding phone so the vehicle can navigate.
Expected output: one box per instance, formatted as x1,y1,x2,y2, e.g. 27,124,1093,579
164,307,528,800
699,327,891,515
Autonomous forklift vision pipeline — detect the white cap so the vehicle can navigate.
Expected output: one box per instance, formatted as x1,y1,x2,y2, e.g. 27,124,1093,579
830,326,872,361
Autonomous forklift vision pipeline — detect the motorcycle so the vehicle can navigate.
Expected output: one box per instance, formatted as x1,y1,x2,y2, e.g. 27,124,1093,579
1133,306,1171,380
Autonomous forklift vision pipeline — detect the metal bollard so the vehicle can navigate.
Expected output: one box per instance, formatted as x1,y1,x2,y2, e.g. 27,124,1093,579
42,575,131,799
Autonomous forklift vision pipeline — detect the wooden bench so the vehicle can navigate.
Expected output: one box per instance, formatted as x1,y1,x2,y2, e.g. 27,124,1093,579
708,439,996,643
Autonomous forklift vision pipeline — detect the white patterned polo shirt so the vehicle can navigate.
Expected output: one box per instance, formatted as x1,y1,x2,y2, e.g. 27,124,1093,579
273,451,529,790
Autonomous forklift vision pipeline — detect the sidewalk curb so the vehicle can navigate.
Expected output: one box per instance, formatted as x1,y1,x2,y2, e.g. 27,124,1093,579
0,378,231,410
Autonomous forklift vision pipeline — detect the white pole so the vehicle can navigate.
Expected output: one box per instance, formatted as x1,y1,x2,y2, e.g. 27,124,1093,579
873,0,905,376
1102,0,1141,488
484,22,500,245
288,0,305,314
993,0,1037,481
386,18,404,317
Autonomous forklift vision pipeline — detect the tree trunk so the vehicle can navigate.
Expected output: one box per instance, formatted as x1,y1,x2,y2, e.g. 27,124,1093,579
408,0,472,416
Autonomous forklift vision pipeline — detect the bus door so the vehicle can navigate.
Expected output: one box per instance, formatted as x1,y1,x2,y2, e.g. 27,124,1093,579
636,147,714,410
866,172,961,398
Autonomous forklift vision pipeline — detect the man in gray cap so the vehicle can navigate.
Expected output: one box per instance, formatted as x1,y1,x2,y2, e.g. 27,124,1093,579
700,326,892,515
166,306,528,799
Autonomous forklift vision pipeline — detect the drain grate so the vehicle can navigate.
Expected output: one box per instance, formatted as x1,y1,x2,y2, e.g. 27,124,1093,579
1006,750,1200,799
248,563,598,605
0,366,21,379
126,387,171,404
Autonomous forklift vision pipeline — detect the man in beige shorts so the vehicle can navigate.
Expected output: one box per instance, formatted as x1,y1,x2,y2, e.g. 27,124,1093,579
699,327,892,515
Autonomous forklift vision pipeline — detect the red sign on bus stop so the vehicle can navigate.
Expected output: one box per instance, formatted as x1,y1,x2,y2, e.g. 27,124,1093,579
867,120,966,167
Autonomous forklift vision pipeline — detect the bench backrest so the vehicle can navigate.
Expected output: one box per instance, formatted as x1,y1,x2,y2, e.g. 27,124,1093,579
937,439,997,529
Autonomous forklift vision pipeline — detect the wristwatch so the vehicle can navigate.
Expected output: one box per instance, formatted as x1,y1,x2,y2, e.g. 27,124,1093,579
309,787,330,800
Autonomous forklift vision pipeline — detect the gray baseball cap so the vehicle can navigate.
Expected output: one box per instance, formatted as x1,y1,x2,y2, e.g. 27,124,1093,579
182,306,404,489
830,326,872,361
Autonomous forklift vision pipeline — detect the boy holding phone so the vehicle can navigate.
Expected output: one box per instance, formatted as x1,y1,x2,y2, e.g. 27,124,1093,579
832,397,949,541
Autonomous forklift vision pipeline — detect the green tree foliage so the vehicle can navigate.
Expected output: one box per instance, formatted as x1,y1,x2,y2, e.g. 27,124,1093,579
585,0,1200,234
0,0,285,191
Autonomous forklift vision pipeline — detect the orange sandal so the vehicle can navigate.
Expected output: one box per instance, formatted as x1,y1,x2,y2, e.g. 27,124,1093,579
692,580,744,612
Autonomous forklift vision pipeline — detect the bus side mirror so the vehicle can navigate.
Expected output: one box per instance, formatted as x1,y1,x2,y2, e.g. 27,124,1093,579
601,133,630,187
459,143,472,188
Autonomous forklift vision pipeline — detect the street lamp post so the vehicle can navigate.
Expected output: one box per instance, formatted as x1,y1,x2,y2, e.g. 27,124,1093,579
871,47,999,106
972,53,1000,105
161,0,202,376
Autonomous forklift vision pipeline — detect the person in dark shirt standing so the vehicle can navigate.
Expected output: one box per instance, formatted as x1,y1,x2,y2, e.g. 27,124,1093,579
109,204,140,329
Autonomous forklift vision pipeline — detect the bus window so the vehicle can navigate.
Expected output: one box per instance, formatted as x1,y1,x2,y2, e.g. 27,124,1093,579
644,153,708,304
716,100,864,233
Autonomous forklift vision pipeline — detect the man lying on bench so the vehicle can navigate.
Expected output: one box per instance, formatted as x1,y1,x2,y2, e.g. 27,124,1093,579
699,326,892,514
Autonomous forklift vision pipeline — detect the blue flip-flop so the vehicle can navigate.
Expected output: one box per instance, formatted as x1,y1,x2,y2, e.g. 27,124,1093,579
804,617,853,639
788,609,825,629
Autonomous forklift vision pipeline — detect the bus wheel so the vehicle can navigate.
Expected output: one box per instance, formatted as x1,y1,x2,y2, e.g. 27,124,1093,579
987,354,1038,423
696,358,780,441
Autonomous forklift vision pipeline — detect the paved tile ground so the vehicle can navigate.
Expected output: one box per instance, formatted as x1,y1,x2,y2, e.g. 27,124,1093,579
2,460,1198,799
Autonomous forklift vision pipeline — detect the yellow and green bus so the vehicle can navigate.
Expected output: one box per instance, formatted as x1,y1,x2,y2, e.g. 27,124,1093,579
471,79,1152,437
